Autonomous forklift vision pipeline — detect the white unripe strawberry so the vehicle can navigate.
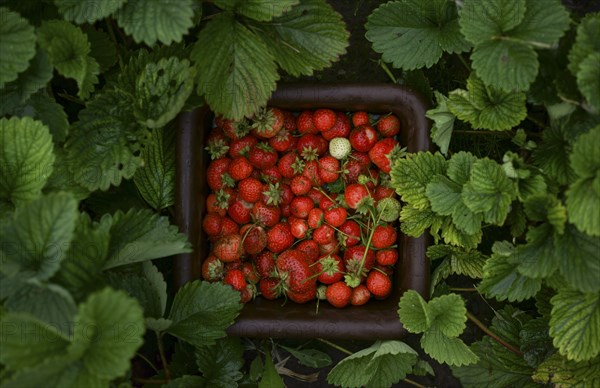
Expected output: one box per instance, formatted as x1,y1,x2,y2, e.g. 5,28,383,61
329,137,351,160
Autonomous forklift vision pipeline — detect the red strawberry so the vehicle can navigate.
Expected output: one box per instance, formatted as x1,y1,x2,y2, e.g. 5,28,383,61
219,216,239,238
267,223,294,253
296,239,320,263
259,277,281,300
324,206,347,228
205,132,230,160
291,196,314,219
261,182,283,206
316,255,345,284
319,194,338,212
252,202,280,227
238,177,263,203
313,109,337,132
207,158,234,191
367,270,392,298
283,111,296,132
297,110,317,134
297,134,323,160
352,111,370,127
278,152,301,179
342,159,365,184
254,251,276,278
269,130,294,152
349,125,378,153
290,217,309,239
313,224,335,245
290,175,312,196
288,287,316,304
307,208,324,229
203,213,222,237
228,157,253,181
248,143,277,169
377,114,400,137
240,224,267,255
277,250,315,294
224,268,247,292
228,135,257,158
260,166,282,184
369,138,399,173
302,160,323,186
206,192,228,217
351,151,371,167
213,234,242,262
326,281,352,308
307,188,325,204
228,200,252,225
202,255,224,281
322,112,351,140
281,203,292,218
376,249,399,266
217,116,249,140
241,261,260,284
374,186,396,201
240,284,255,303
375,263,395,277
344,245,376,271
318,156,340,183
319,240,339,256
338,220,361,247
344,183,371,210
372,225,397,249
350,284,370,306
251,107,284,139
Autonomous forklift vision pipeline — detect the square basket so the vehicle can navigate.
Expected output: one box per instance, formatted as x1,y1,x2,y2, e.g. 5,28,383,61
173,84,431,340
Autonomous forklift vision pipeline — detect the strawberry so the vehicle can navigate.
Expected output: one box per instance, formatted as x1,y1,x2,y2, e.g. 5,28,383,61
248,143,277,169
228,200,252,225
344,183,371,210
228,135,257,158
307,188,325,204
319,240,339,256
307,208,324,229
297,134,323,160
297,110,317,134
367,270,392,298
290,217,309,239
377,114,400,137
342,159,364,184
318,156,340,183
290,175,312,196
372,225,397,249
280,203,292,218
296,239,320,263
280,183,294,205
349,125,378,153
375,263,394,277
302,160,323,186
324,206,347,228
228,156,253,181
326,281,352,308
219,216,239,238
319,194,337,212
224,268,247,292
374,186,396,201
267,223,294,253
205,134,230,160
322,112,350,140
238,177,263,203
329,137,351,160
344,245,376,271
313,224,335,245
376,197,402,222
207,158,234,191
288,287,316,304
217,116,249,140
251,107,284,139
376,249,398,266
313,109,337,132
240,224,267,255
369,138,400,173
202,213,222,237
254,251,276,278
338,220,361,247
283,110,297,132
278,152,301,179
277,250,316,294
241,261,260,284
240,283,255,303
259,277,281,300
351,151,371,167
350,284,371,306
268,130,294,152
290,196,314,219
252,202,280,227
316,255,345,284
201,255,224,281
213,234,242,262
206,192,229,217
261,182,283,206
260,166,281,184
352,111,370,127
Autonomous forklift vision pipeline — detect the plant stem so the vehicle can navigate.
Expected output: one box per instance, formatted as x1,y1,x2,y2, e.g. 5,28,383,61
133,378,169,385
456,53,471,72
156,332,171,380
466,311,523,356
449,287,477,292
405,378,427,388
526,114,546,128
378,60,398,84
453,129,513,136
136,352,160,374
317,338,353,355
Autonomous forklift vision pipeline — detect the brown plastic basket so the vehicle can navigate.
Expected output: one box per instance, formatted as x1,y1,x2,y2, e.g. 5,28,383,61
173,84,431,339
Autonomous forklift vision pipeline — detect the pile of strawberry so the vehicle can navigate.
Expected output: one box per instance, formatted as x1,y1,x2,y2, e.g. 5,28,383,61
202,107,405,308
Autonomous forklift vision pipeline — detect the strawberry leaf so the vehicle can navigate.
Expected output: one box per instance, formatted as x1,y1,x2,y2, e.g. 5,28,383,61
459,0,526,45
55,0,127,24
10,93,69,143
533,125,577,186
514,224,560,279
576,52,600,112
421,330,478,366
214,0,299,21
195,337,245,387
533,353,600,386
426,92,456,156
554,224,600,294
0,7,36,88
568,13,600,77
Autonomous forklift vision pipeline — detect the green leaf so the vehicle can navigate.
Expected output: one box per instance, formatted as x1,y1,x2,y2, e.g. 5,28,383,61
430,248,486,285
479,244,542,302
555,224,600,293
0,48,53,115
567,125,600,236
533,125,576,186
167,281,242,347
448,74,527,130
327,341,418,388
192,13,279,120
132,57,194,128
366,0,469,71
509,0,569,45
577,52,600,112
70,288,145,380
10,93,69,143
0,312,70,370
214,0,298,21
37,20,99,99
65,91,143,191
1,192,78,280
259,345,284,388
252,0,349,77
0,355,92,388
515,223,560,278
145,317,172,332
43,148,90,201
519,317,554,368
163,376,206,388
399,205,441,237
83,26,118,72
0,7,36,87
390,151,447,209
3,280,77,337
0,116,55,204
549,288,600,361
196,337,244,388
421,329,478,366
103,208,192,269
398,290,467,337
105,262,168,318
116,0,194,45
280,345,333,368
447,151,477,186
55,0,127,24
426,92,456,155
459,0,526,45
412,359,435,376
533,353,600,387
568,13,600,76
462,158,516,224
397,290,431,333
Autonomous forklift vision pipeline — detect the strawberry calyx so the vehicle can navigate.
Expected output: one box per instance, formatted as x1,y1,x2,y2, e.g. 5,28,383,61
291,157,306,174
221,173,235,189
214,189,231,209
262,182,283,206
386,145,407,165
300,146,319,161
205,139,230,160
